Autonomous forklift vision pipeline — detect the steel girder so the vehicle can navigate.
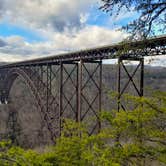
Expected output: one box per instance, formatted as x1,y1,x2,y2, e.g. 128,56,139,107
0,35,165,68
0,60,102,141
0,35,165,142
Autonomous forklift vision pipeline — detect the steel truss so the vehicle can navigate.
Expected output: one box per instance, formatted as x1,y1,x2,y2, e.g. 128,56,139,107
59,62,78,135
0,35,165,141
78,60,102,135
117,57,144,111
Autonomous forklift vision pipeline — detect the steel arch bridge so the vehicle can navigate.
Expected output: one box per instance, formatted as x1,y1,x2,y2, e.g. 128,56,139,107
0,35,166,141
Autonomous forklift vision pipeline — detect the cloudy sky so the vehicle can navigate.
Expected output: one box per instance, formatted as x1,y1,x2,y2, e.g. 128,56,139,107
0,0,165,65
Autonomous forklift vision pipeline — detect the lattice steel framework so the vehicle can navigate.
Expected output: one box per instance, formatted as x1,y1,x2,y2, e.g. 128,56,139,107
78,60,102,135
117,57,144,111
0,35,165,141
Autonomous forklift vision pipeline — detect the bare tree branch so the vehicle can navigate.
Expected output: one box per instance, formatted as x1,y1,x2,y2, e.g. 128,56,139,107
100,0,166,39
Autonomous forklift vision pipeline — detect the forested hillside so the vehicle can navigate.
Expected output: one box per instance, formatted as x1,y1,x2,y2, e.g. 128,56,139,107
0,64,165,148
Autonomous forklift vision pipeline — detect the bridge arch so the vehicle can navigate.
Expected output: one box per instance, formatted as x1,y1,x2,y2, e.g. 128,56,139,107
4,68,42,108
3,68,57,141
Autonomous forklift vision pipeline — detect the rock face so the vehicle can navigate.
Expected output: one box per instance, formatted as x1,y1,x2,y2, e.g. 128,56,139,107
0,65,166,148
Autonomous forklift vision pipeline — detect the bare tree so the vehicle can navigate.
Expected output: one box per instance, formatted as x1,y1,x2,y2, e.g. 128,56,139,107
100,0,166,39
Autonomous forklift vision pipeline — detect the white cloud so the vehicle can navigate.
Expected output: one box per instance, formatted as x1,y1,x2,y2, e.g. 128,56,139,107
0,0,96,31
0,0,164,67
0,53,33,62
0,26,127,62
51,26,127,50
0,0,142,64
0,29,165,67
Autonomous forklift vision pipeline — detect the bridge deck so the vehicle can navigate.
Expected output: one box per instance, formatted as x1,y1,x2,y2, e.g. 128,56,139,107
0,35,166,68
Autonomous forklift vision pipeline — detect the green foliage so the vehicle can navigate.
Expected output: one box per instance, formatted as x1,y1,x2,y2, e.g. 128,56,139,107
0,91,165,165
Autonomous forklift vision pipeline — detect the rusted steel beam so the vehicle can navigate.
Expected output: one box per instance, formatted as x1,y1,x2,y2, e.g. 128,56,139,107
117,57,144,111
98,59,102,132
59,62,63,136
140,59,144,97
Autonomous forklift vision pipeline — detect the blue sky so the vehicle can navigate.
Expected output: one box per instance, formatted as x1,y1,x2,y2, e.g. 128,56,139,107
0,22,44,42
0,0,165,65
0,0,133,62
0,2,135,42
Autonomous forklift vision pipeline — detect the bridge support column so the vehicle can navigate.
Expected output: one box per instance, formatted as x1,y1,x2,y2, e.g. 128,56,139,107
78,59,102,135
0,90,6,104
59,62,79,136
7,105,21,145
117,57,144,111
0,69,8,104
